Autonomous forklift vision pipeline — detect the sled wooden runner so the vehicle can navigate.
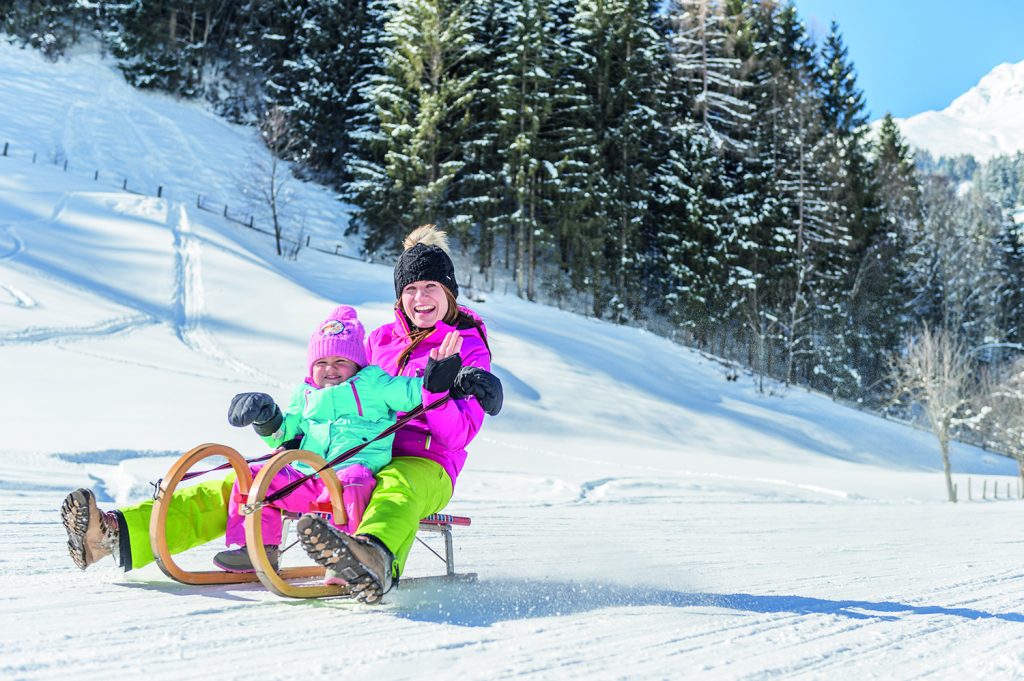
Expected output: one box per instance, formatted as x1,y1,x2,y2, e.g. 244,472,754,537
150,443,326,585
243,449,350,598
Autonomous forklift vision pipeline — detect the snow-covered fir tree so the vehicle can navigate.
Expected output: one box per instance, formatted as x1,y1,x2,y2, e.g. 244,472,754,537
268,0,380,183
665,0,752,151
568,0,667,320
346,0,480,251
855,113,919,398
490,0,562,300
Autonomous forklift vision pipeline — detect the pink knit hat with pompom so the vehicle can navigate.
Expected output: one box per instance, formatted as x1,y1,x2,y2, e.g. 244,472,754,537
307,305,367,376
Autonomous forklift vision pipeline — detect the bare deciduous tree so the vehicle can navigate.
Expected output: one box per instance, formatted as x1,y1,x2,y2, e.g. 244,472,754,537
890,325,979,502
247,106,296,257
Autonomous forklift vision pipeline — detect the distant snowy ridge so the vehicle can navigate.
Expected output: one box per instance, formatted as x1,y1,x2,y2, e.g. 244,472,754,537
888,59,1024,161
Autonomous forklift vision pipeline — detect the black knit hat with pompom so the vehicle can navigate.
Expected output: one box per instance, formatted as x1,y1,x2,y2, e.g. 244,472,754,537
393,227,459,299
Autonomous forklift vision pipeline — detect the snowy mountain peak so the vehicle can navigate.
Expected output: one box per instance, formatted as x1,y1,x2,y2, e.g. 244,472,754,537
891,59,1024,162
945,60,1024,118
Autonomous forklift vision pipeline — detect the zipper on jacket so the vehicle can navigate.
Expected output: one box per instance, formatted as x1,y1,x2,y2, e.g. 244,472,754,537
350,381,363,417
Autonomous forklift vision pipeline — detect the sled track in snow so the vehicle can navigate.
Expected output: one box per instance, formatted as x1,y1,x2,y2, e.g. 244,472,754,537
0,313,154,345
0,223,26,261
0,281,35,308
169,206,282,386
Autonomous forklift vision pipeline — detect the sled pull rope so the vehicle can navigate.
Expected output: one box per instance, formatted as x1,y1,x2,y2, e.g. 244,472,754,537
175,450,280,485
260,396,450,507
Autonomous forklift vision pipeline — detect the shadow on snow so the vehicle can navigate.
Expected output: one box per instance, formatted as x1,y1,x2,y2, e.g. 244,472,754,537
387,578,1024,627
111,576,1024,627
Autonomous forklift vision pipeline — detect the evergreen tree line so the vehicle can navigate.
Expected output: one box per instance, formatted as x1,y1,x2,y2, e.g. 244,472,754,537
4,0,1023,411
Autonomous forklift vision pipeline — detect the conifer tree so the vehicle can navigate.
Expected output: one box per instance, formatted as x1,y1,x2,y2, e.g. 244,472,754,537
449,0,505,277
270,0,379,183
666,0,752,151
568,0,667,320
347,0,479,251
1,0,86,59
856,113,919,397
487,0,562,300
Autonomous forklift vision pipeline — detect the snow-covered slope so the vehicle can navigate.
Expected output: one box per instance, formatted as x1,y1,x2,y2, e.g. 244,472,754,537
3,41,1024,680
891,60,1024,161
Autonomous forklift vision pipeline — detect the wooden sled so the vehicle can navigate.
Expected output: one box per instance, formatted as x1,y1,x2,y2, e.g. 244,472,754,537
151,443,476,598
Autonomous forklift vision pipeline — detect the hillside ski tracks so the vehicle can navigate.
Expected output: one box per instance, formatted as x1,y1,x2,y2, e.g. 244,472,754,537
0,223,34,308
168,205,284,386
0,195,272,388
0,201,35,306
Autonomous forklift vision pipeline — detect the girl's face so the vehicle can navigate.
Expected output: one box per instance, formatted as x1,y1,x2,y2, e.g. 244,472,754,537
312,356,359,388
400,280,449,329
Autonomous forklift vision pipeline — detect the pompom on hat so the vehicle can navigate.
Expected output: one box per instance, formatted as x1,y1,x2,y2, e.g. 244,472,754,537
393,225,459,299
307,305,367,376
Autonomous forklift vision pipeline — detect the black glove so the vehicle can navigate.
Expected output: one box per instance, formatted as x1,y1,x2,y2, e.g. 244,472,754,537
228,392,283,436
450,367,503,416
423,354,462,393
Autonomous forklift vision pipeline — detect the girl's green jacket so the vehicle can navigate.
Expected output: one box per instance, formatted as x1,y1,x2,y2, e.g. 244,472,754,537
262,365,425,475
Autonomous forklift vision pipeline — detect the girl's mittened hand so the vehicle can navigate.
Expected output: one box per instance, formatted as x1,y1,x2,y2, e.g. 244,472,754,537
228,392,278,427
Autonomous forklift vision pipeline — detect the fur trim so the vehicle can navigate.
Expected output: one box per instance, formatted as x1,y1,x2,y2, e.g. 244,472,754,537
403,224,450,253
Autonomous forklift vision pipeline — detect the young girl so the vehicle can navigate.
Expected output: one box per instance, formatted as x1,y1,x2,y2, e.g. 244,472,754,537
212,304,465,572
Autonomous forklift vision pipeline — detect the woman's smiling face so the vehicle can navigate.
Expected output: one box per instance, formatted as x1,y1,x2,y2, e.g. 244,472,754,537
401,280,449,329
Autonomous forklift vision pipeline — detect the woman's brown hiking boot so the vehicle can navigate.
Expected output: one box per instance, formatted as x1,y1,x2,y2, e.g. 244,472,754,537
61,489,120,570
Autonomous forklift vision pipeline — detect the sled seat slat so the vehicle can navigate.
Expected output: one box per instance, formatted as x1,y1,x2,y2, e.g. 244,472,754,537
420,513,472,527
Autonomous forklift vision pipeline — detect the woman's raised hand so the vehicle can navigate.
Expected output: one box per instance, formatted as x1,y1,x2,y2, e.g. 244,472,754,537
430,330,463,361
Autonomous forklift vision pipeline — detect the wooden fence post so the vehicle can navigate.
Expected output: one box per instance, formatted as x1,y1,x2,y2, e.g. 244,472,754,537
157,186,163,198
983,480,987,500
2,142,7,156
196,195,202,208
94,170,99,180
248,216,254,228
223,205,228,217
306,235,310,246
63,160,68,171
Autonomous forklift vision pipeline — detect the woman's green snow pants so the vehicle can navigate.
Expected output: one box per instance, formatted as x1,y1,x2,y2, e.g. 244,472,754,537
118,474,236,571
356,457,453,578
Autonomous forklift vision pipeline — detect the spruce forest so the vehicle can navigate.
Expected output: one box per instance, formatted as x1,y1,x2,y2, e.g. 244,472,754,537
4,1,1024,474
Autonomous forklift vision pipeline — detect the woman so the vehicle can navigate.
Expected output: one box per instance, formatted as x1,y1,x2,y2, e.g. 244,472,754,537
61,225,501,600
297,225,501,603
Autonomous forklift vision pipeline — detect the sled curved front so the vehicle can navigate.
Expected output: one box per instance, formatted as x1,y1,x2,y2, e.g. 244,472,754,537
150,443,260,585
245,449,350,598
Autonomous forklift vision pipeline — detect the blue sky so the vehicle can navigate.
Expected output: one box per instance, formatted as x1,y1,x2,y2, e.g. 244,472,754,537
792,0,1024,120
